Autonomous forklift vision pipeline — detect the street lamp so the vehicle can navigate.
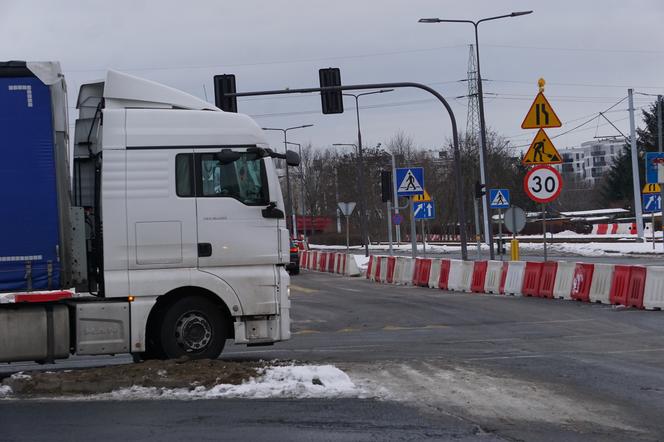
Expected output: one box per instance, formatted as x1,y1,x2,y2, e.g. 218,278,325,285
419,11,533,260
262,124,314,238
285,141,307,243
342,89,394,257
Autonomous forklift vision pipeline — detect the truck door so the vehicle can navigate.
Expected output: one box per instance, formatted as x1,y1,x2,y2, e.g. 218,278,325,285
193,149,279,268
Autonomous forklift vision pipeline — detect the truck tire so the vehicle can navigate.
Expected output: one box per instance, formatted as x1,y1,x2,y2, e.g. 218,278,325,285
159,296,227,359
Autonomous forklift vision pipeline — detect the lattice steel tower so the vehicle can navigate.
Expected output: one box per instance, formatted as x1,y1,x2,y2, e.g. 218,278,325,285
466,44,480,141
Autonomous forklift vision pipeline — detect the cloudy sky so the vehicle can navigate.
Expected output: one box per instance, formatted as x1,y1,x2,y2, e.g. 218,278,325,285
3,0,663,155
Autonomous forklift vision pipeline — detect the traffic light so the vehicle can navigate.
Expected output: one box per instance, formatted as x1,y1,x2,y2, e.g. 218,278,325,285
319,68,344,114
381,170,393,202
474,181,486,199
213,74,238,113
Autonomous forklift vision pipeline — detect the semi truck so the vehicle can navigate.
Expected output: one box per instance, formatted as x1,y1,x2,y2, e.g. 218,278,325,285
0,61,297,363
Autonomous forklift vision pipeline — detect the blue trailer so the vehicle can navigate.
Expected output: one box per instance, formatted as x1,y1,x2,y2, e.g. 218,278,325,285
0,61,72,292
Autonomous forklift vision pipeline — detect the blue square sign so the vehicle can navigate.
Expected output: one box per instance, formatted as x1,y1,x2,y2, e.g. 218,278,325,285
489,189,510,209
645,152,664,184
413,201,435,219
395,167,424,197
642,193,661,213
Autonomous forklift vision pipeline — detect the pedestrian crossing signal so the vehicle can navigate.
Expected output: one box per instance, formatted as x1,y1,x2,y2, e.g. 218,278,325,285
522,129,562,165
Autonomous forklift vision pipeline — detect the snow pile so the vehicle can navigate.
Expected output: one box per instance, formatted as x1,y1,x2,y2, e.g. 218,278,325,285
10,372,31,381
58,364,360,401
0,385,12,398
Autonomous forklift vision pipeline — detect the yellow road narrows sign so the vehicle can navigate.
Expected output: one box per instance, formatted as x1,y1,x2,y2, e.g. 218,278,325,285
413,189,432,202
643,183,661,193
522,129,562,165
521,91,562,129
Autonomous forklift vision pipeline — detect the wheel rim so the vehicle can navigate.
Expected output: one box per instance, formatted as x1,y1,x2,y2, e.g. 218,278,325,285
174,311,213,353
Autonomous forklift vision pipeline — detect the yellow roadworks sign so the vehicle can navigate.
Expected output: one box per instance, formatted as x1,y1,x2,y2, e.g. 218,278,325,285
643,183,661,193
413,189,431,202
521,92,562,129
522,129,562,165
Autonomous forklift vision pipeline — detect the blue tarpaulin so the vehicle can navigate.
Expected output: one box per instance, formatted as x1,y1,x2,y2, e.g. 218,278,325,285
0,74,61,291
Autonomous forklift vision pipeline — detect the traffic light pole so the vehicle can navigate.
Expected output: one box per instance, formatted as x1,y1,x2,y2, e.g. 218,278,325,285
225,81,470,260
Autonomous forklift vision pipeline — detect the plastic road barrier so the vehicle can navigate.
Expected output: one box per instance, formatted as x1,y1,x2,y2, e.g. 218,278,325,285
447,260,464,291
366,256,374,279
458,261,474,293
345,254,361,277
626,266,647,309
428,258,442,288
553,261,576,300
588,263,614,304
471,261,488,293
571,263,594,302
539,261,558,299
300,251,308,269
411,258,422,285
373,256,383,282
644,266,664,310
609,265,632,306
419,259,433,287
499,262,509,294
484,260,503,294
327,253,335,273
438,259,452,290
386,256,397,283
503,261,526,296
522,262,544,297
379,257,388,283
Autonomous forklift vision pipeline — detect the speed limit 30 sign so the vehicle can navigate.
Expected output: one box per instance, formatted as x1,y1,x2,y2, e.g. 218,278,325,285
523,165,562,203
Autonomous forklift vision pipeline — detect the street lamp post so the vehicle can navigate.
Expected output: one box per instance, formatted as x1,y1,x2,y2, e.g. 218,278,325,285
343,89,394,257
286,141,307,244
419,11,533,260
262,124,314,238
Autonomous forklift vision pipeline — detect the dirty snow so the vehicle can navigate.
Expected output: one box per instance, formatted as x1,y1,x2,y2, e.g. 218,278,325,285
10,372,31,381
0,385,12,398
349,362,637,432
2,365,362,401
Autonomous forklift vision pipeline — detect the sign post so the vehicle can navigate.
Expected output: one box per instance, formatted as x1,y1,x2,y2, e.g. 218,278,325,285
338,202,356,253
504,206,526,261
521,79,563,262
396,167,424,258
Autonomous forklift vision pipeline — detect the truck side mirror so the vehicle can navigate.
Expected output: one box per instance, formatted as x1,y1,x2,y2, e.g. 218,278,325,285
285,150,300,167
216,149,241,165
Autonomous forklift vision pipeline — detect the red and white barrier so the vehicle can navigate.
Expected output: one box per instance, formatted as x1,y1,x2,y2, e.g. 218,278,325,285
553,261,576,300
644,266,664,310
504,261,525,296
484,260,503,294
301,251,664,314
589,263,614,304
428,258,442,288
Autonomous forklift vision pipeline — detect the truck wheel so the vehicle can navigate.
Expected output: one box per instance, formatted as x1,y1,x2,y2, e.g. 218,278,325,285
159,296,227,359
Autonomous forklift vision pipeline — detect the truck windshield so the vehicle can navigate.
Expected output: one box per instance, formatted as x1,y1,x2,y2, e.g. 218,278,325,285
198,152,268,205
176,152,269,205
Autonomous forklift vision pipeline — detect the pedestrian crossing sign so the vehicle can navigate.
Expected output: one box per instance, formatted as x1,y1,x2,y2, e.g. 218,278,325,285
521,128,562,165
489,189,510,209
396,167,424,197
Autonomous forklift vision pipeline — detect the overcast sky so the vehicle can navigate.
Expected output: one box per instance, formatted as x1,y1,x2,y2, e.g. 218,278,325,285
3,0,663,155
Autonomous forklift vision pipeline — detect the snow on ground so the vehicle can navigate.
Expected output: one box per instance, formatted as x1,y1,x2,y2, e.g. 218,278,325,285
1,365,363,401
0,293,15,304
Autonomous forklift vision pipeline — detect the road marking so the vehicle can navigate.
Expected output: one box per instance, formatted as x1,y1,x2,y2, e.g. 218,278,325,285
382,324,448,331
337,327,360,333
290,284,317,294
339,287,362,292
292,329,321,335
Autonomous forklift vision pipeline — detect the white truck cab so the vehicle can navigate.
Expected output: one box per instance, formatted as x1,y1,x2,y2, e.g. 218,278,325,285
81,70,293,358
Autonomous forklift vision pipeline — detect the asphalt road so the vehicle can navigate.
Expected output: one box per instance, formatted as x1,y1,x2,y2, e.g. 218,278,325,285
3,272,664,441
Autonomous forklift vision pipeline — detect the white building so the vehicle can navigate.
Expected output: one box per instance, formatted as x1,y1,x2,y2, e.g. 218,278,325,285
553,138,625,186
